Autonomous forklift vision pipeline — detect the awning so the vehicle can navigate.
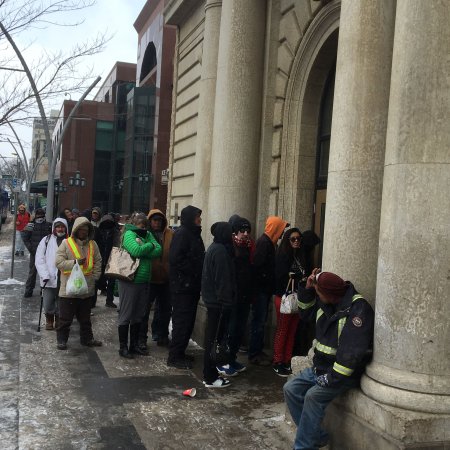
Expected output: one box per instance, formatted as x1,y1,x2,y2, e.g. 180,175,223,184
30,179,59,194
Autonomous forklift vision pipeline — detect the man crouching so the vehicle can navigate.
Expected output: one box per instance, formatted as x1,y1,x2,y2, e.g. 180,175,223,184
283,269,374,450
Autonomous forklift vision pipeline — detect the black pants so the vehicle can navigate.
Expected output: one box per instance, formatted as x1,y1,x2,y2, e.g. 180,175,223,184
203,307,231,383
57,297,94,344
25,253,37,294
228,300,251,361
168,292,199,361
140,282,171,344
92,272,115,307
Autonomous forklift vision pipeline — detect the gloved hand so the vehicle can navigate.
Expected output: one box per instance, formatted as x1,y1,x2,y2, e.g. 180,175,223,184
316,373,329,387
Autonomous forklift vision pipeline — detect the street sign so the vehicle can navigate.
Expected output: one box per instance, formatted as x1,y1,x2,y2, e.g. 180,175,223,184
12,178,21,192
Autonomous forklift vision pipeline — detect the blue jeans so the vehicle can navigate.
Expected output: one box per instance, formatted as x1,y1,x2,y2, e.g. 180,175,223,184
15,230,25,252
248,291,271,359
283,367,358,450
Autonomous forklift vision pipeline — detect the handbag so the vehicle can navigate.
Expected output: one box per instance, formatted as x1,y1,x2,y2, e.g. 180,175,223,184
104,244,140,281
280,278,299,314
66,260,89,296
209,313,231,365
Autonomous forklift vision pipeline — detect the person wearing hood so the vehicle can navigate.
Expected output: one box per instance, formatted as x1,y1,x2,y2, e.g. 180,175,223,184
201,222,236,388
284,269,374,450
167,205,205,370
22,208,52,298
138,209,174,351
91,207,102,228
93,214,121,308
35,218,68,330
117,213,162,359
217,214,255,377
55,217,103,350
249,216,289,365
60,208,75,235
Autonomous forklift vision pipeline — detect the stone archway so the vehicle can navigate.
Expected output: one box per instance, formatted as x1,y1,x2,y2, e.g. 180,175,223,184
278,3,340,231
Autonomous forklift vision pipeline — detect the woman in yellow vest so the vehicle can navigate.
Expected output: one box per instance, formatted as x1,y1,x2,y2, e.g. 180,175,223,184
55,216,103,350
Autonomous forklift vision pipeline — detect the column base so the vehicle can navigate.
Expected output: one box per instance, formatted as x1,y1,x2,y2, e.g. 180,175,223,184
323,389,450,449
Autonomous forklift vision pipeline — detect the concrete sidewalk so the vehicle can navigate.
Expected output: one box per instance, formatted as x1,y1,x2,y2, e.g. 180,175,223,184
0,218,295,450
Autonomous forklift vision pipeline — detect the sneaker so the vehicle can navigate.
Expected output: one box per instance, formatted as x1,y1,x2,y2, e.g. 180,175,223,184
229,360,247,373
217,364,239,377
272,363,290,377
283,363,292,375
23,291,33,298
238,345,248,353
203,377,231,388
81,339,103,347
167,358,192,370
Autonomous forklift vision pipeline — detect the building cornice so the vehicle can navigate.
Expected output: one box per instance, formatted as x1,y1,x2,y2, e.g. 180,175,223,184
164,0,204,26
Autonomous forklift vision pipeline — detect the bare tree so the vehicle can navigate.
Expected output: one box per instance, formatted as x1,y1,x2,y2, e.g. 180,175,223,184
0,0,108,220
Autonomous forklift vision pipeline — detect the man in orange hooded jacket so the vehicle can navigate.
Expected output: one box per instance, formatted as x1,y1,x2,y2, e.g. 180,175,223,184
249,216,288,365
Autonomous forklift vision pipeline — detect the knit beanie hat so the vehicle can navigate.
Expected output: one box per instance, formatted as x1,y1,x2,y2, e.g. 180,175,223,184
316,272,348,303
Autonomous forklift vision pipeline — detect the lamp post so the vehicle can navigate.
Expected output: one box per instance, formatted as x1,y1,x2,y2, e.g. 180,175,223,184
138,173,151,211
54,181,67,213
68,170,86,209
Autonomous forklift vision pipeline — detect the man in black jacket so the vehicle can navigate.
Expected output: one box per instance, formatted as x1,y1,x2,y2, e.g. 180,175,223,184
22,208,52,297
201,222,235,388
167,205,205,369
283,269,374,450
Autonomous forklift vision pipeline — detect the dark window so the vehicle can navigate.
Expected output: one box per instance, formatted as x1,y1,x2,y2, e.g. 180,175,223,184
140,42,157,82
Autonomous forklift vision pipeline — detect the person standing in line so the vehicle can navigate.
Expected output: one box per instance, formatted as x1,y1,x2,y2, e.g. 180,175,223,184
93,214,121,308
22,208,52,298
272,228,306,377
60,208,74,235
35,218,68,330
138,209,173,351
15,204,30,256
117,213,161,358
217,215,255,377
248,216,288,365
54,217,103,350
91,207,102,228
202,222,236,388
167,205,205,370
284,270,374,450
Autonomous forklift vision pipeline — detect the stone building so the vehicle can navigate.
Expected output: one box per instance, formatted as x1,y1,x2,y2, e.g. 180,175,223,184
164,0,450,448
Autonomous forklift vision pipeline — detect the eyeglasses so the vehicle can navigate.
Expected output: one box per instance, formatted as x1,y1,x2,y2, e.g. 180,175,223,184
289,236,301,242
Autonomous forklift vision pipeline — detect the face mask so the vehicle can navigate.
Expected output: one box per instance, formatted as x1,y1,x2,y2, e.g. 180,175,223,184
35,218,45,223
56,232,66,237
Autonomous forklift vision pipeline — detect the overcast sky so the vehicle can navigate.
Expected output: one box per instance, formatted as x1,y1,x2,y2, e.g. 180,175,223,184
1,0,147,159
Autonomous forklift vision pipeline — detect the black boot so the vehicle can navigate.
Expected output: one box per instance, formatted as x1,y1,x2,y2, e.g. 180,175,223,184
129,323,149,356
118,325,133,359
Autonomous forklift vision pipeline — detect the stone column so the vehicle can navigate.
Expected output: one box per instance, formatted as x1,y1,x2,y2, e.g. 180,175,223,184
322,0,396,301
192,0,222,224
207,0,266,229
362,0,450,414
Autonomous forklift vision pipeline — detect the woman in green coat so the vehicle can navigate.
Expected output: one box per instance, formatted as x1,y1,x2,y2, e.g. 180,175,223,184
118,213,162,358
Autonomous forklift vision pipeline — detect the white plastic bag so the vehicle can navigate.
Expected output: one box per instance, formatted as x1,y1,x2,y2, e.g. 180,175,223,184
280,278,299,314
66,260,88,296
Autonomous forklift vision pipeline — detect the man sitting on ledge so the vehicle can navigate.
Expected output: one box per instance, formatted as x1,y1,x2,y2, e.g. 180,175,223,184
283,269,374,450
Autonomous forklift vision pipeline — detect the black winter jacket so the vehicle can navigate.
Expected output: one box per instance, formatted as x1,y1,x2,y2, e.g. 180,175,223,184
275,251,307,297
202,222,236,309
253,234,276,295
94,215,120,269
297,283,374,387
22,220,52,255
169,206,205,294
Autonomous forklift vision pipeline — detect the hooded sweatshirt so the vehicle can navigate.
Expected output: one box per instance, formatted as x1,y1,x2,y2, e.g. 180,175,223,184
55,217,102,298
169,205,205,294
121,223,162,284
35,218,68,289
91,207,102,227
201,222,236,309
253,216,288,294
94,214,120,267
148,209,174,284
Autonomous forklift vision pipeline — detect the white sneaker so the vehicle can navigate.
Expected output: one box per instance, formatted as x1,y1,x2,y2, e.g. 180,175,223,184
203,377,231,388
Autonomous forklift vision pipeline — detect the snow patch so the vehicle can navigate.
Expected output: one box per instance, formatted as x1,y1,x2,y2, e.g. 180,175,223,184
0,278,25,285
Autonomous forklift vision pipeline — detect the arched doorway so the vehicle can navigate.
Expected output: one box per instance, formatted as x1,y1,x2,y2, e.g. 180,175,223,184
278,4,340,269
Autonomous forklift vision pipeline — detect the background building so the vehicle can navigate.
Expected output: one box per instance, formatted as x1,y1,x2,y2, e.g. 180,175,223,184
164,0,450,448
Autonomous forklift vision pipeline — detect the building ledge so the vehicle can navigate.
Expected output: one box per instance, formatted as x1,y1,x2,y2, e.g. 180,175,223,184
164,0,204,26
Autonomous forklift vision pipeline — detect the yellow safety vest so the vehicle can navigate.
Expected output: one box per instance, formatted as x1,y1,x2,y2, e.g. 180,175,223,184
63,237,94,275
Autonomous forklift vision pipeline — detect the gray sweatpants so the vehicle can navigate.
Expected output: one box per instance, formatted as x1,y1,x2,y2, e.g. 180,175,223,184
118,281,148,326
43,287,59,315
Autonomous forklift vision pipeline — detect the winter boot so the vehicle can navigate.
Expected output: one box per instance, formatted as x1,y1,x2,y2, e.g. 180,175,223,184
54,315,60,330
45,314,54,330
118,325,133,359
129,323,149,356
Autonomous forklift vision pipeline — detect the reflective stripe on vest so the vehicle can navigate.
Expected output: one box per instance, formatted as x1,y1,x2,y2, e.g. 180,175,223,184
333,362,354,376
315,294,366,357
298,299,316,310
63,238,94,275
